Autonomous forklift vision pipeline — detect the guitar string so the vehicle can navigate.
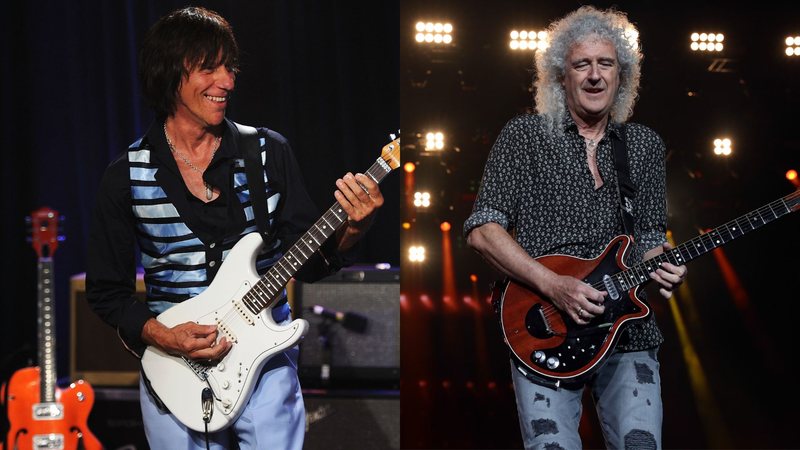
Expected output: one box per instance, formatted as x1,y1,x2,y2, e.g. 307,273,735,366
211,157,395,344
535,191,800,329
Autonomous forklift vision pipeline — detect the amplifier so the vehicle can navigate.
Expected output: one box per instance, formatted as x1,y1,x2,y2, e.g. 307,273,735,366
294,267,400,389
304,390,399,450
70,273,142,386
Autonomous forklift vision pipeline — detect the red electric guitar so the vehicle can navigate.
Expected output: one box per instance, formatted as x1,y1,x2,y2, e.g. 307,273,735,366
1,207,102,450
496,190,800,385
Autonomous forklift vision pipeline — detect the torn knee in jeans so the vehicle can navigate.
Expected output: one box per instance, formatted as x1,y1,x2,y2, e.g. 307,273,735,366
633,361,655,384
531,418,558,437
533,393,551,407
624,429,656,450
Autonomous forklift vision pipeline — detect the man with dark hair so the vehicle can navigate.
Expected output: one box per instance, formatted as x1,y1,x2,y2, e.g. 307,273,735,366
86,7,382,449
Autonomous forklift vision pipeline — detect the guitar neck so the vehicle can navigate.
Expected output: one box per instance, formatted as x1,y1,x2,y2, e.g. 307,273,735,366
242,156,395,314
620,190,800,290
38,258,58,403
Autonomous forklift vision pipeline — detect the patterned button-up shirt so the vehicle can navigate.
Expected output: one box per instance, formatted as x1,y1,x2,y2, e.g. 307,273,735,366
464,113,668,351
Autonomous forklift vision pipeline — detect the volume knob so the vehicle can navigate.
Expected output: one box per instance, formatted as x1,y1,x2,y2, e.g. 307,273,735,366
533,351,546,364
546,356,560,369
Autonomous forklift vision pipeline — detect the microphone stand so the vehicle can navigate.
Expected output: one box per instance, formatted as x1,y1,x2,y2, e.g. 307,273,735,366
317,318,335,388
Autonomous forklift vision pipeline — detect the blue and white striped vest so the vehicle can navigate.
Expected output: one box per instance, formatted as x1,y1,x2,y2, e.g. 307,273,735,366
128,134,284,315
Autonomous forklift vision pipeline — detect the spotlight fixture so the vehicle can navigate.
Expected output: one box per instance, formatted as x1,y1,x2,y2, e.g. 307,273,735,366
509,29,548,51
425,131,445,151
415,21,453,45
413,191,431,208
786,169,799,187
690,32,724,52
408,246,426,262
713,138,732,156
785,36,800,56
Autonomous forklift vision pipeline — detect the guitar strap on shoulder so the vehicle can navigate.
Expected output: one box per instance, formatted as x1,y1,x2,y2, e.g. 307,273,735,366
610,125,637,236
234,122,274,242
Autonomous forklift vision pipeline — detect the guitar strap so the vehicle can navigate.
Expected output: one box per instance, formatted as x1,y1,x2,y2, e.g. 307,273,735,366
235,122,274,242
610,125,637,236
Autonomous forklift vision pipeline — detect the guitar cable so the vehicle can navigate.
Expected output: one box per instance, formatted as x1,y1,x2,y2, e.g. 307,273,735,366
202,386,213,450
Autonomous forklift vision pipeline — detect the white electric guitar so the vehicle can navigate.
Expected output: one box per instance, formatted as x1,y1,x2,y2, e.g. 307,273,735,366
140,136,400,433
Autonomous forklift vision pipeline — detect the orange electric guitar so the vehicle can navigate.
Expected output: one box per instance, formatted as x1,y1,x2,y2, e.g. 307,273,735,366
1,207,102,450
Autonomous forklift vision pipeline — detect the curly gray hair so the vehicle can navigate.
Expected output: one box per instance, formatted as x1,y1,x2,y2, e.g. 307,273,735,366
534,6,642,135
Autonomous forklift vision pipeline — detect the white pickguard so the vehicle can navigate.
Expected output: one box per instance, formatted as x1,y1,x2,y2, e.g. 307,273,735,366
140,233,309,432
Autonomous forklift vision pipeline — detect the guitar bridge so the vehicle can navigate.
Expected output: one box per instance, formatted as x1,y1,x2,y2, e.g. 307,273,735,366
183,357,210,381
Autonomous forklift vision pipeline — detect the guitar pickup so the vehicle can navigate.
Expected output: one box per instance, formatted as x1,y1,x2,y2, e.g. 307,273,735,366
602,274,619,300
32,402,63,420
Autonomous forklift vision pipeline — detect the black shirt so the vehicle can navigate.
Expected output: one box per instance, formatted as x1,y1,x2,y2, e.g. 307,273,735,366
464,113,668,351
86,118,345,357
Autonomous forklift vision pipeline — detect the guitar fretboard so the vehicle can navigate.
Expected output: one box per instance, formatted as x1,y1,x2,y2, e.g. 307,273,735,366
604,190,800,292
38,258,57,403
241,156,394,314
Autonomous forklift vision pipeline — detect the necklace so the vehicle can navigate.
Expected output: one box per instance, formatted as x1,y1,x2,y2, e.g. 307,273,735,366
163,122,221,200
585,138,598,153
584,132,604,155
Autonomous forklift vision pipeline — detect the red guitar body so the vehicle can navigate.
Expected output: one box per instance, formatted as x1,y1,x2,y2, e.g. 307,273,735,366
497,190,799,385
2,368,102,450
497,235,648,384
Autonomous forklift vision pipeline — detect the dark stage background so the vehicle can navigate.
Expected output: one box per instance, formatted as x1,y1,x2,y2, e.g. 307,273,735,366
0,0,398,428
401,1,800,449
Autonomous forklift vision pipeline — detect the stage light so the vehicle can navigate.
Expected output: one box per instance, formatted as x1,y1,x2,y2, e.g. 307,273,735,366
469,274,478,282
415,21,453,45
509,29,548,51
440,221,451,232
425,131,445,151
785,36,800,56
413,191,431,208
787,169,799,187
690,32,724,52
404,162,416,173
402,222,411,230
408,245,426,262
713,138,732,156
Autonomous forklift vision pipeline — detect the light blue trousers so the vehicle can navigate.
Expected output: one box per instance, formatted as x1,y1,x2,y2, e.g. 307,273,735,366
140,347,305,450
511,349,662,450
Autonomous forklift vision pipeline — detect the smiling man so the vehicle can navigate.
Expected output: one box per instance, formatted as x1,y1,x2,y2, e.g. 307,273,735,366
86,7,382,449
464,6,686,449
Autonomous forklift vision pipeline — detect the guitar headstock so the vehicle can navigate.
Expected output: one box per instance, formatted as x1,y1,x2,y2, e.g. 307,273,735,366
381,131,401,171
27,207,62,258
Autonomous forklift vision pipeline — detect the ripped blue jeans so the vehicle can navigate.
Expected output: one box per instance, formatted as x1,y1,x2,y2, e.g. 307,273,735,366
511,348,662,450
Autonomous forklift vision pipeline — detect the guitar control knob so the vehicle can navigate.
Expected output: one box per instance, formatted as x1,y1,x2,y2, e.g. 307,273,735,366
222,398,232,409
533,351,546,364
546,356,560,369
222,380,230,390
217,363,225,372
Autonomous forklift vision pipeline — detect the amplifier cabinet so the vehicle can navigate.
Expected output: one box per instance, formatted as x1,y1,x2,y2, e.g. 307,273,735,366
294,267,400,389
70,273,142,386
